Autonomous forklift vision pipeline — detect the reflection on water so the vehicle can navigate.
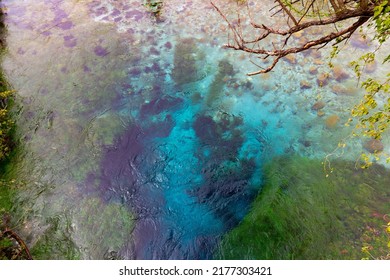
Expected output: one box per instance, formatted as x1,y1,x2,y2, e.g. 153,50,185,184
1,0,389,259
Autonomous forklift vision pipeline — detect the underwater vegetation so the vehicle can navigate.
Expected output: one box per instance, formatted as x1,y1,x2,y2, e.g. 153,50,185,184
191,112,257,228
206,59,235,106
172,38,206,86
217,156,390,259
143,0,164,16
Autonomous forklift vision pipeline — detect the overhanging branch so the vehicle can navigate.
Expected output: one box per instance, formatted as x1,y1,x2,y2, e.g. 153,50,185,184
211,0,377,75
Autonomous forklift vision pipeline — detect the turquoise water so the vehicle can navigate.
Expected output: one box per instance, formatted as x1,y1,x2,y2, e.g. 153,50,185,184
1,0,389,259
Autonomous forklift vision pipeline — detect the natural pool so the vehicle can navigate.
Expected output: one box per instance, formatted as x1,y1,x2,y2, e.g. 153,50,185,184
0,0,389,259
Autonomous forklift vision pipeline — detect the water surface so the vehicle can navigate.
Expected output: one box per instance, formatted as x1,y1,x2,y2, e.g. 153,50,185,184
1,0,389,259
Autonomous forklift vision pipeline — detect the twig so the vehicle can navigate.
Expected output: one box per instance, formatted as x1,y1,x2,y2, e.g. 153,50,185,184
2,229,33,260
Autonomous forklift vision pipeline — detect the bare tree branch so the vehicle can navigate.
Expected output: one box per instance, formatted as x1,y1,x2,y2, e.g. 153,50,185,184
211,0,378,75
275,0,299,26
246,16,369,74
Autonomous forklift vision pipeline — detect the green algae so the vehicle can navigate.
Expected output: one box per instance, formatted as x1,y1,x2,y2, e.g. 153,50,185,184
217,156,390,259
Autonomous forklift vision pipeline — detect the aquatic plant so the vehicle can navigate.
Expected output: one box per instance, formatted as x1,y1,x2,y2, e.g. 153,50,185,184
72,198,134,259
206,59,235,106
217,156,390,259
193,113,244,159
172,38,206,85
361,217,390,260
143,0,163,16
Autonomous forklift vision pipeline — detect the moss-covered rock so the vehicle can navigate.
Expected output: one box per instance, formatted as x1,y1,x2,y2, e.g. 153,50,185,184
217,157,390,259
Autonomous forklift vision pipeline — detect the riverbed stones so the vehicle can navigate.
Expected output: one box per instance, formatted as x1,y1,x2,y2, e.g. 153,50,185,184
284,54,297,65
310,50,322,59
300,80,312,89
364,61,377,73
363,138,384,153
317,110,325,117
325,115,340,129
317,73,329,86
311,101,325,111
331,84,358,96
314,59,324,65
309,66,318,75
332,65,350,82
351,34,370,49
292,30,304,39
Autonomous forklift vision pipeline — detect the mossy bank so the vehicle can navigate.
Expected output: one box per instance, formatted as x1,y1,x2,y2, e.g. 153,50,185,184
0,3,24,259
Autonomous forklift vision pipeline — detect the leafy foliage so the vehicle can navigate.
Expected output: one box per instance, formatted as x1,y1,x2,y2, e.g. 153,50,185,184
342,3,390,165
0,6,14,163
0,89,14,162
373,0,390,44
143,0,163,16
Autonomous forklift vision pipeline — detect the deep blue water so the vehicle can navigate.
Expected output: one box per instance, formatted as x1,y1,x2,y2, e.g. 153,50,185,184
84,72,277,258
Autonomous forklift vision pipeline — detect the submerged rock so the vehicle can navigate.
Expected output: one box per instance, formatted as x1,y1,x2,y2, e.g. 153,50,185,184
300,80,312,89
309,66,318,75
331,83,358,96
363,138,384,153
350,34,370,49
332,65,350,82
325,114,340,129
311,101,325,111
283,54,297,65
87,113,125,147
364,61,377,74
317,73,329,86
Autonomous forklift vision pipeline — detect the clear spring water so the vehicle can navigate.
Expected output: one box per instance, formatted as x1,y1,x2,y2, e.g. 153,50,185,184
1,0,389,259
